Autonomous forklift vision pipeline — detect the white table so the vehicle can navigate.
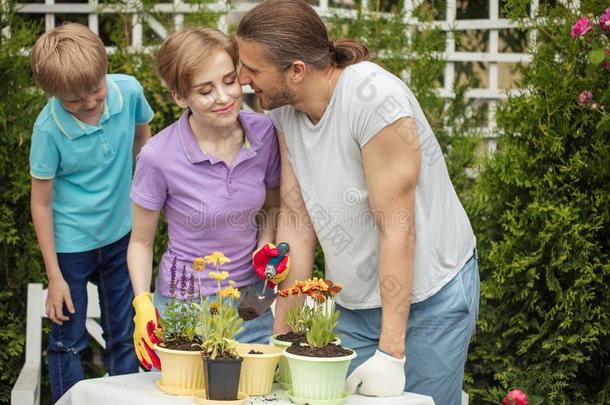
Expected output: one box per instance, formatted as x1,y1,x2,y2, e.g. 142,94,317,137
56,372,435,405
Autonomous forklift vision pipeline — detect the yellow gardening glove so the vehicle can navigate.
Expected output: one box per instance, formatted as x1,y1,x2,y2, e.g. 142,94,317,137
132,292,161,370
269,255,291,285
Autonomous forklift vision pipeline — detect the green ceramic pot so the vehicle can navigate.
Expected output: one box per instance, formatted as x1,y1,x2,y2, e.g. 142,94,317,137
269,334,293,389
283,348,356,402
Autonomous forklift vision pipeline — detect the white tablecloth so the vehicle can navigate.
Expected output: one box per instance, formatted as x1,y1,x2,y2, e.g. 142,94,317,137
56,372,435,405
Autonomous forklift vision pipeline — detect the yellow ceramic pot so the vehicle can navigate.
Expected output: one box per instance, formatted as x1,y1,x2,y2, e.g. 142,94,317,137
154,345,204,395
237,343,283,395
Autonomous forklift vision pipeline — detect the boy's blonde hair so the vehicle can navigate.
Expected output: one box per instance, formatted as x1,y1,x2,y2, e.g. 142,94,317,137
157,28,238,98
31,23,107,98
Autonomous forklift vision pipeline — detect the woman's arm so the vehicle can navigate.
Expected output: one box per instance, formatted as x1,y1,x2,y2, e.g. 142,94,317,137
256,187,280,248
127,203,160,295
31,178,74,325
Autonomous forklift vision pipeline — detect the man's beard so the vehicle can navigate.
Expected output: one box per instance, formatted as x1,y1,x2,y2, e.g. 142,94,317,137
259,78,296,110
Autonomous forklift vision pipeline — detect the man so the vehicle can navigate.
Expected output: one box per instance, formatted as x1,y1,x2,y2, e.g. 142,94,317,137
237,1,479,403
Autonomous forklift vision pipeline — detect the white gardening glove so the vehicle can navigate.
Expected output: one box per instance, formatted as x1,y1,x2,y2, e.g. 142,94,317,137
345,350,406,397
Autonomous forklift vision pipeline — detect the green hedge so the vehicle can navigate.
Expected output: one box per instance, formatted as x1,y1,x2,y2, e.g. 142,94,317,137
0,11,48,404
466,0,610,403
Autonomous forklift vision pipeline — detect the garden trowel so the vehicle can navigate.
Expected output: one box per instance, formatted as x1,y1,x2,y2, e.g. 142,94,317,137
238,242,290,321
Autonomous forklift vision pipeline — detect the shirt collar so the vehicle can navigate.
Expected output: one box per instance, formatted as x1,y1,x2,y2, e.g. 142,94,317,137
51,76,123,140
178,110,263,165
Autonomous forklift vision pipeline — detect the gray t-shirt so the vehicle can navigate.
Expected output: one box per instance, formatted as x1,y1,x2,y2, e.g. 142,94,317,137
270,61,475,309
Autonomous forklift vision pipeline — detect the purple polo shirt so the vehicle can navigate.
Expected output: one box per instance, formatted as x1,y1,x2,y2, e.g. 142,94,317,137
131,110,280,298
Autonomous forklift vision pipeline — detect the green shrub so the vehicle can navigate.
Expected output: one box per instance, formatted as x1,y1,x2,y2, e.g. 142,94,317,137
466,0,610,403
0,6,48,403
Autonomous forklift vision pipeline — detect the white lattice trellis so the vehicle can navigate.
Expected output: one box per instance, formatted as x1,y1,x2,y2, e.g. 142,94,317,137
8,0,557,142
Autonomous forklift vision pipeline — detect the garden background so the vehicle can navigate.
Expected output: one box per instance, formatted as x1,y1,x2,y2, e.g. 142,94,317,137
1,0,608,403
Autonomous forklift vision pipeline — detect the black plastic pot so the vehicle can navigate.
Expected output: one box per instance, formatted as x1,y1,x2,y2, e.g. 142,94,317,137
202,356,243,400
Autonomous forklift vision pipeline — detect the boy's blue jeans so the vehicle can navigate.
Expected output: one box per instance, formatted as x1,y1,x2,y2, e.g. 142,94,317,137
49,233,139,403
337,251,480,405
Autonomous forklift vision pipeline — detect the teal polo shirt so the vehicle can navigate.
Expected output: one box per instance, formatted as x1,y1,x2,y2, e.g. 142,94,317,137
29,74,153,253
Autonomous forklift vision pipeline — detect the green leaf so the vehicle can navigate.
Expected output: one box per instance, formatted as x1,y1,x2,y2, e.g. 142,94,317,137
589,49,606,65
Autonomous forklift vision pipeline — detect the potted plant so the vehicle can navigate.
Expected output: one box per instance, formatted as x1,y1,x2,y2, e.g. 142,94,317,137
197,252,246,401
153,256,205,395
279,278,356,403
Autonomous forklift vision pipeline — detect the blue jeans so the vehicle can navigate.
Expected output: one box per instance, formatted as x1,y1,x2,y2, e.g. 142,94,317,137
336,251,480,405
49,233,138,403
154,278,274,344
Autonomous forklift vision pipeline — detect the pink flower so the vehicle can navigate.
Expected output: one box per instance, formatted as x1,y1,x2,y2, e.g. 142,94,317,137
599,7,610,32
503,389,529,405
571,17,593,38
578,90,593,106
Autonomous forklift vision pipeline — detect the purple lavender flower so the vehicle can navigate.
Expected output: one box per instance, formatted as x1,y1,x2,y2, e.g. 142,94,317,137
179,265,188,298
169,256,177,298
188,274,195,300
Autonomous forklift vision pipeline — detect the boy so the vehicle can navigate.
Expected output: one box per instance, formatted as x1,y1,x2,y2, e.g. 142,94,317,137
29,23,153,402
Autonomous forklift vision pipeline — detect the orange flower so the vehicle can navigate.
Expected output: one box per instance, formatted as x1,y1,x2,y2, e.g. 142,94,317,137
302,278,329,293
281,278,342,299
293,280,306,293
312,292,326,303
288,285,302,295
280,280,306,296
329,283,343,297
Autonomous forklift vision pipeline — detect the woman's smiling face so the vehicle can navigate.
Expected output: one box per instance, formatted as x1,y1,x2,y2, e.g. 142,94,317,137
174,50,242,129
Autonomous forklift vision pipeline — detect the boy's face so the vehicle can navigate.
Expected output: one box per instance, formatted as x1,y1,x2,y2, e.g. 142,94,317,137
236,38,296,110
173,50,242,130
58,80,107,125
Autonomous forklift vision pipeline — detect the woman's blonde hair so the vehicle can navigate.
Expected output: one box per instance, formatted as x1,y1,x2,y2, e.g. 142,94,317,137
31,23,107,98
157,28,238,97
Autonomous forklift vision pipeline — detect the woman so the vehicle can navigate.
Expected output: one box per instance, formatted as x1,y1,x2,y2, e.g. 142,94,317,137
127,28,288,370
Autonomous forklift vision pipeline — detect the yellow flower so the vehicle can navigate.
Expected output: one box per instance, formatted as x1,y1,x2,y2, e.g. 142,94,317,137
220,287,241,300
209,271,229,281
228,280,236,286
192,257,205,272
204,252,231,268
209,301,220,314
